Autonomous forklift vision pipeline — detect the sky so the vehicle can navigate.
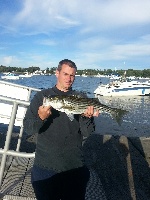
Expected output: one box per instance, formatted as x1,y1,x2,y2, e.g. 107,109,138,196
0,0,150,70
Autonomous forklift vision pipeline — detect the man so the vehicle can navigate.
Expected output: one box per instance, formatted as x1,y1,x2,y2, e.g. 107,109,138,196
23,59,99,200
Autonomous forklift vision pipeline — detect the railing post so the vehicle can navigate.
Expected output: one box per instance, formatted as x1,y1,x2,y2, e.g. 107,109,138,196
16,124,24,152
0,102,18,188
16,88,35,151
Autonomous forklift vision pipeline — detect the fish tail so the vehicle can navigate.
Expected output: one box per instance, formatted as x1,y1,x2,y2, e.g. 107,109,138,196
111,109,128,125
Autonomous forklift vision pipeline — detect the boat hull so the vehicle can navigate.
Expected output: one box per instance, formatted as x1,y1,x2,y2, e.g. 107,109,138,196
94,81,150,96
1,73,20,80
1,76,19,80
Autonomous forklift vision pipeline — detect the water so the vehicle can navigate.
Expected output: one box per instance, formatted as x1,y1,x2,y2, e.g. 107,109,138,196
0,75,150,137
3,74,104,97
95,95,150,137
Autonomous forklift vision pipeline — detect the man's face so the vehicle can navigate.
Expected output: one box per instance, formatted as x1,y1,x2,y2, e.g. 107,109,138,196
56,64,76,91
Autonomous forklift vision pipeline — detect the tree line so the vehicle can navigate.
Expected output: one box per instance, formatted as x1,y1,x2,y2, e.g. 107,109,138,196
0,65,150,78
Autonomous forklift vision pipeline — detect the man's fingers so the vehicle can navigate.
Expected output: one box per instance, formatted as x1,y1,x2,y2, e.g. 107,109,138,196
83,106,94,118
38,105,52,120
93,110,100,117
83,106,100,118
43,105,51,111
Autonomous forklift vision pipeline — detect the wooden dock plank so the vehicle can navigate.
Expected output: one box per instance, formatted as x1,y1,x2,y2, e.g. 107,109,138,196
83,134,150,200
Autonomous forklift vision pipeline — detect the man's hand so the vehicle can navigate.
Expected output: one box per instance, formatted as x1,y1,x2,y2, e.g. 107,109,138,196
82,106,99,118
38,105,52,120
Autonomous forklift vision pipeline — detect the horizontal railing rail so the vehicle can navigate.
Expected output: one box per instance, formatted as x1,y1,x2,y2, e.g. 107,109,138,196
0,80,40,93
0,95,30,105
0,149,35,158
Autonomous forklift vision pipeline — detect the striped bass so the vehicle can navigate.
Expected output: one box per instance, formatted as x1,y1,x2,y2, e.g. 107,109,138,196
43,95,128,125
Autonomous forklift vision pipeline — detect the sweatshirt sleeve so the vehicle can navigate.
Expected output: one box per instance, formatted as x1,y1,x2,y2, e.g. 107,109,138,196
79,116,95,137
23,92,45,135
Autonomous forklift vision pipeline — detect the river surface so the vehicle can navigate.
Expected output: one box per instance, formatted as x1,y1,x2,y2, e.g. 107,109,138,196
0,74,150,137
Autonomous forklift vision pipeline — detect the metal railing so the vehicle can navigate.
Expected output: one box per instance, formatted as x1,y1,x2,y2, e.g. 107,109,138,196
0,81,40,188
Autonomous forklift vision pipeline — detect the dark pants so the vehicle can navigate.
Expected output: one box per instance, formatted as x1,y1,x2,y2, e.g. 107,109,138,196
32,166,90,200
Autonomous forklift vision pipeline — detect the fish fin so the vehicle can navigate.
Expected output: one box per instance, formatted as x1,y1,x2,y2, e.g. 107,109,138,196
111,109,128,126
43,97,47,106
65,112,74,121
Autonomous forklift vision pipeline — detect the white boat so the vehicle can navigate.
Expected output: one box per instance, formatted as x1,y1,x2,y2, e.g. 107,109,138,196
81,74,88,77
94,79,150,96
109,74,121,80
1,72,20,80
19,72,33,78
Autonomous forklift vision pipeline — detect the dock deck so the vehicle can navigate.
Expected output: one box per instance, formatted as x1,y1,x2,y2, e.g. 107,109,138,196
0,132,150,200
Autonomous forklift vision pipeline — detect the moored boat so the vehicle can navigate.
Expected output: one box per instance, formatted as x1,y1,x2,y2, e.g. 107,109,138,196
94,79,150,96
19,72,33,78
1,72,20,80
